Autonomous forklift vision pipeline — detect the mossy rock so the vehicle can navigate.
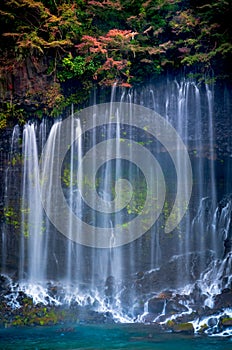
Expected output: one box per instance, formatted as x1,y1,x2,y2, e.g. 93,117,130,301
9,306,76,327
197,324,208,334
166,319,175,328
221,317,232,326
172,322,194,334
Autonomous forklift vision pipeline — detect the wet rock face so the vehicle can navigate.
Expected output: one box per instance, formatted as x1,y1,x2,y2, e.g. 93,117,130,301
214,289,232,309
0,57,51,112
0,275,12,299
105,276,115,296
0,275,10,290
165,300,188,314
147,298,165,314
224,239,232,257
0,129,13,214
134,250,216,296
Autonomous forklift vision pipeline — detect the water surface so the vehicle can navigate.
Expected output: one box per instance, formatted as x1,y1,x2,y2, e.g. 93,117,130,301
0,324,231,350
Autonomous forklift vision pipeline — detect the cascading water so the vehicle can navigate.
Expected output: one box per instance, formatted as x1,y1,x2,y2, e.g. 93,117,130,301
1,77,232,333
20,124,44,282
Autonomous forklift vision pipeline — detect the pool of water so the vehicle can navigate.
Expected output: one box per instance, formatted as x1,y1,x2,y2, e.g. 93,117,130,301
0,324,231,350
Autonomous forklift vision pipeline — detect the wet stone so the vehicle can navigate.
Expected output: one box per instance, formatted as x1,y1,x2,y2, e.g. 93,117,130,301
207,317,218,327
214,289,232,309
165,300,188,314
220,317,232,326
172,322,194,334
148,297,165,314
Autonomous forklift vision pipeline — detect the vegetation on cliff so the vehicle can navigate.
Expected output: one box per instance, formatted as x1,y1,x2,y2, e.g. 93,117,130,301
0,0,231,125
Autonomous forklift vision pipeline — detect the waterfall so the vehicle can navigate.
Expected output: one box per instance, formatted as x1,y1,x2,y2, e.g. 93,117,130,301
16,80,219,284
39,121,62,280
128,79,218,282
1,77,232,327
20,124,44,282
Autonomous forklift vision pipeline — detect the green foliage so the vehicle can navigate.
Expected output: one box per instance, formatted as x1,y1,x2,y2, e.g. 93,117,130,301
0,0,231,124
4,207,20,229
0,102,26,128
10,304,71,326
126,180,147,215
62,167,72,187
58,53,98,82
0,113,7,129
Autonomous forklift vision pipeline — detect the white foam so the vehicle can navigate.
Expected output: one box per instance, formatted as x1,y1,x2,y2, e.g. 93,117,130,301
191,308,232,336
19,282,61,306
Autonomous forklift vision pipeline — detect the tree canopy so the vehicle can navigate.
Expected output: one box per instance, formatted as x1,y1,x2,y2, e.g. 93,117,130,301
0,0,231,125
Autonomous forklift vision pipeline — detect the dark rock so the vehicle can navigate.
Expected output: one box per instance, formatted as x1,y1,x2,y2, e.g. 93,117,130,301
133,302,144,317
142,313,157,323
148,297,165,314
196,306,220,319
0,275,11,293
214,289,232,309
174,312,196,324
165,300,188,314
136,271,144,279
223,239,232,257
208,317,218,327
105,276,115,297
191,284,207,304
156,314,169,323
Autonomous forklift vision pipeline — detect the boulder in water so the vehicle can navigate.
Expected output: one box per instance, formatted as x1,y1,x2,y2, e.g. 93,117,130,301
148,297,165,314
167,321,194,334
220,317,232,326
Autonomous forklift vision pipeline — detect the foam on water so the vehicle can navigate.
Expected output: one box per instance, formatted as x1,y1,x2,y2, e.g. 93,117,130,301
191,308,232,336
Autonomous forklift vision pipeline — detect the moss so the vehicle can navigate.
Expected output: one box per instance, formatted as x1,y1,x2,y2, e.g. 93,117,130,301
173,322,194,334
166,319,175,328
0,113,7,129
166,320,194,334
5,304,79,328
198,324,208,334
22,297,33,306
221,317,232,326
12,316,25,327
4,207,20,229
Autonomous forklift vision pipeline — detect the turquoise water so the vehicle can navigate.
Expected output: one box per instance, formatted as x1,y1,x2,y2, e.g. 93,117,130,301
0,324,231,350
